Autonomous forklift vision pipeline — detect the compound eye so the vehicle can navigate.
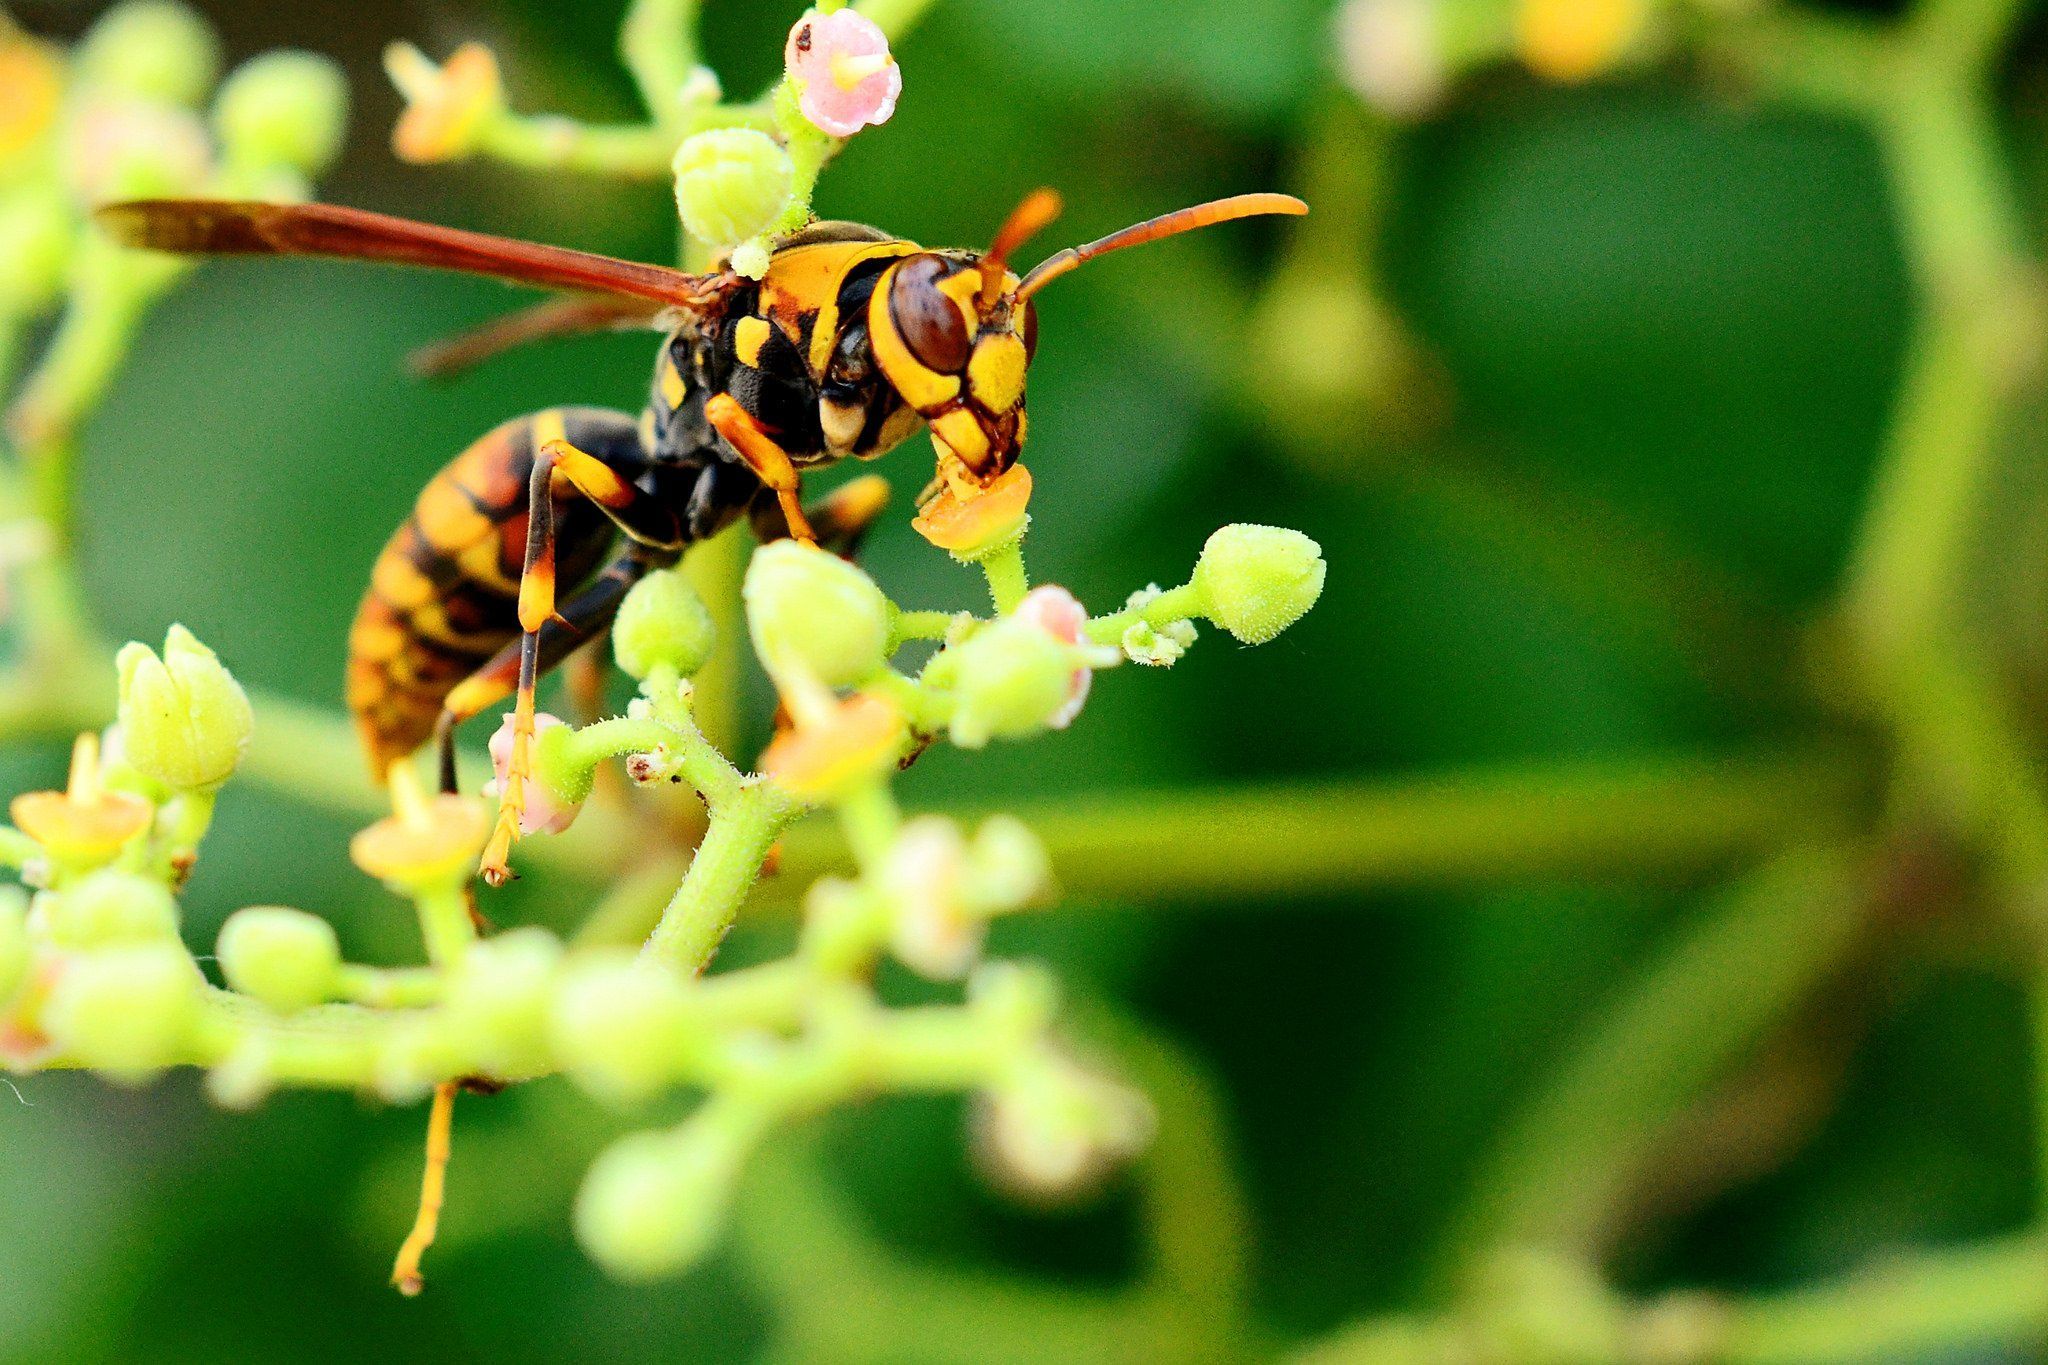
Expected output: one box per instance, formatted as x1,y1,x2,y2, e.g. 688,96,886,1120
1022,300,1039,360
888,255,972,374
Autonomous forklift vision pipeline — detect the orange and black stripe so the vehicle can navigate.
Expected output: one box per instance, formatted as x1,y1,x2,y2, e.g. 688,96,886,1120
345,408,634,773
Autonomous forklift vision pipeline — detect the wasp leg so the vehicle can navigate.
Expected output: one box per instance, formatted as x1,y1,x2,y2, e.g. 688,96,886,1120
749,474,891,558
391,1079,457,1296
704,392,816,545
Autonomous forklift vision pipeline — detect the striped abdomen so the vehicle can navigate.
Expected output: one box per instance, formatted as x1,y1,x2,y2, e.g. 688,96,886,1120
346,409,624,774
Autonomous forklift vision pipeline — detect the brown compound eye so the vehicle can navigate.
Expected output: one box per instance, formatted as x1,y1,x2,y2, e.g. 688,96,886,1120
888,255,972,374
1021,300,1038,360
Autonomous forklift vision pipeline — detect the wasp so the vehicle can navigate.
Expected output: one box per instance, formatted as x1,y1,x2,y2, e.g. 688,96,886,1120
99,188,1305,882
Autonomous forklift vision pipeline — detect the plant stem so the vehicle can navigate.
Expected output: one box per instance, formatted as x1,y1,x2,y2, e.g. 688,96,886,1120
641,785,794,974
620,0,702,129
1434,844,1867,1283
976,540,1029,614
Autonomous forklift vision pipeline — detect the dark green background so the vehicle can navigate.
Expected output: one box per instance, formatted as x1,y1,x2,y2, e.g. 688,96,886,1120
1,0,2029,1359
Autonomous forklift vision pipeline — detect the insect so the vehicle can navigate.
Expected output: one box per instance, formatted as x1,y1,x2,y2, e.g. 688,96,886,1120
98,188,1306,882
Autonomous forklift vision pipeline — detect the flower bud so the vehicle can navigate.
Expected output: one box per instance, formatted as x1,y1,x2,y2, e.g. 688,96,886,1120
744,540,890,689
486,713,582,836
38,869,179,949
672,128,794,257
1516,0,1649,83
966,816,1053,914
881,817,978,980
115,625,253,791
386,42,503,164
614,568,717,680
576,1116,750,1280
0,30,64,175
783,10,902,138
944,619,1083,749
550,953,695,1103
1336,0,1449,118
759,691,905,803
42,942,200,1083
0,886,30,1002
66,99,213,204
1190,524,1326,645
74,1,222,108
441,928,563,1078
213,51,350,176
974,1053,1153,1201
0,187,73,314
217,905,340,1013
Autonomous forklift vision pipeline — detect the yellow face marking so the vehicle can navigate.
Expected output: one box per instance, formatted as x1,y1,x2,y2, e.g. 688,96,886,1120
967,333,1028,414
930,407,991,472
658,357,687,409
819,397,866,453
735,316,772,369
936,269,984,346
868,265,962,411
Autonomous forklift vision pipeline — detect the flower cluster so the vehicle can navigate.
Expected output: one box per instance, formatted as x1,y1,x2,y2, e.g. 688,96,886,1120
0,510,1321,1288
387,0,919,275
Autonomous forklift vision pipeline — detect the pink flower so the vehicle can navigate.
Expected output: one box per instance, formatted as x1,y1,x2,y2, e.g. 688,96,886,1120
784,10,902,138
1013,585,1090,729
485,713,582,836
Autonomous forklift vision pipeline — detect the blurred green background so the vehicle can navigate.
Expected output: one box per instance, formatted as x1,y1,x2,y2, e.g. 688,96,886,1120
5,0,2042,1359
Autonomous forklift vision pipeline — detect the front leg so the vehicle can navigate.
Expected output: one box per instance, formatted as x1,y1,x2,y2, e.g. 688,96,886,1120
705,392,817,545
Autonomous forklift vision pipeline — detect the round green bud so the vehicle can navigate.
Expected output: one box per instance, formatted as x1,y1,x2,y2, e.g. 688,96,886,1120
43,942,200,1083
966,816,1053,914
672,127,794,254
75,1,223,107
442,928,563,1078
550,953,694,1103
944,620,1079,749
40,870,180,949
0,188,73,313
217,905,340,1013
115,625,254,791
1190,524,1326,645
576,1123,743,1280
744,540,891,688
213,51,350,176
614,568,717,680
0,886,29,1002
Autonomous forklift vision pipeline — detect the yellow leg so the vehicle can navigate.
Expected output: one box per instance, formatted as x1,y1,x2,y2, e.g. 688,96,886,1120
705,393,816,545
391,1080,458,1296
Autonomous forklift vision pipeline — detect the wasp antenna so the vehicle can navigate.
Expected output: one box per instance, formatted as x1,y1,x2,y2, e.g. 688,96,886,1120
1017,192,1307,301
979,187,1065,307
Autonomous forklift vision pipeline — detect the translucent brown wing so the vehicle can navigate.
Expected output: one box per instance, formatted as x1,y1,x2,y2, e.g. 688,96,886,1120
408,294,671,380
97,199,719,308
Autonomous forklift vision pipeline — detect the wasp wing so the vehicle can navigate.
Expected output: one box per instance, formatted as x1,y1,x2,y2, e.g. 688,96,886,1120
97,199,719,308
409,294,672,381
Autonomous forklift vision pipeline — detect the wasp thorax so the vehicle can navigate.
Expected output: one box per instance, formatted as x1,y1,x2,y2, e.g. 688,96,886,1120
873,252,1034,487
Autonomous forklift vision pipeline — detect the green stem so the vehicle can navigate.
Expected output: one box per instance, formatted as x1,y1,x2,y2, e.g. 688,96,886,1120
890,609,961,645
641,785,795,974
1433,844,1867,1282
1083,584,1204,647
620,0,702,129
414,884,476,969
974,540,1029,615
477,115,676,179
332,964,443,1008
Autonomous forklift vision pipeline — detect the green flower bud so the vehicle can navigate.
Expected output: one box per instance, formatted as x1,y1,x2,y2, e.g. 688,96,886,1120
0,187,73,314
576,1112,752,1280
672,128,794,256
966,816,1053,914
944,620,1081,749
75,1,222,107
744,540,890,688
550,953,695,1103
115,625,254,791
43,942,200,1083
213,51,350,176
614,568,717,680
38,869,180,949
1190,524,1326,645
0,886,30,1002
441,928,563,1078
217,905,340,1013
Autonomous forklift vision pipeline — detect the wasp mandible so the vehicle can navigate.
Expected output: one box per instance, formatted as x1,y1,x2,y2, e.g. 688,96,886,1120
99,189,1306,882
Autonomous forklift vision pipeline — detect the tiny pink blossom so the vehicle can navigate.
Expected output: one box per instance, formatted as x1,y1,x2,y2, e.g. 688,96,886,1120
784,9,902,138
885,817,980,980
485,712,582,836
1014,585,1090,729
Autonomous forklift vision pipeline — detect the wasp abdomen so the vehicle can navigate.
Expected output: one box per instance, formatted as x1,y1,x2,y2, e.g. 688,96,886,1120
346,408,636,773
